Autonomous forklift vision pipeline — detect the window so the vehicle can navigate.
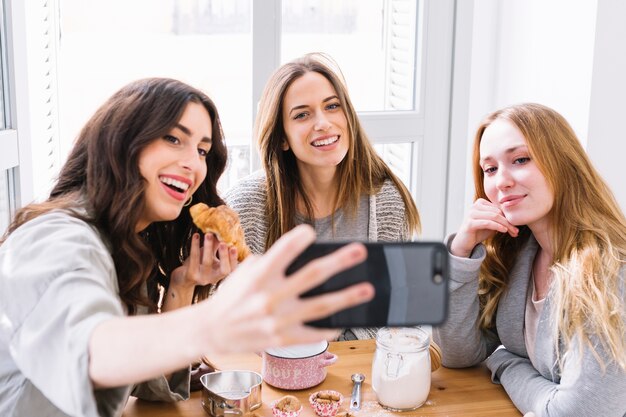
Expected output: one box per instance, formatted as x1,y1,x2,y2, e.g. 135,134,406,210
22,0,453,238
56,0,254,191
0,0,19,234
278,0,420,187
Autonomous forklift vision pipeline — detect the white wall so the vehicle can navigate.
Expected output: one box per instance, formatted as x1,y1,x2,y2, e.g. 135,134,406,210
492,0,597,143
587,0,626,212
446,0,626,235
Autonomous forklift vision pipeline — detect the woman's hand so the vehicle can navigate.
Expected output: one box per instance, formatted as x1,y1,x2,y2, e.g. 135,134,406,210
89,225,373,388
450,198,519,258
164,233,238,311
197,225,375,355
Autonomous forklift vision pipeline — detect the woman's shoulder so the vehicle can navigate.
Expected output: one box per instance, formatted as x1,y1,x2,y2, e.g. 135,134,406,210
2,209,112,263
10,209,97,238
0,210,117,309
223,170,267,205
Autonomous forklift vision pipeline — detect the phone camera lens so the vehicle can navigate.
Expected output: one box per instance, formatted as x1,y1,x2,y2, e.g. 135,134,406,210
434,251,443,271
433,273,443,284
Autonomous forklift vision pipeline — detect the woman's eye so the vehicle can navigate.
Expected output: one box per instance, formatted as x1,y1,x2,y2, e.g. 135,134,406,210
483,166,497,174
198,148,209,157
514,157,531,164
293,112,307,120
326,102,341,110
163,134,180,144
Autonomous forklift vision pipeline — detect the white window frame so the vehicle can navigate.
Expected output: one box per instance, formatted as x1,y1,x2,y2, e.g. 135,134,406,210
252,0,454,239
1,0,21,220
7,0,62,207
10,0,455,240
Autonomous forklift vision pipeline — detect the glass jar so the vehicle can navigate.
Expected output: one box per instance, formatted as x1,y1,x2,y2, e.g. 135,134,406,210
371,327,431,411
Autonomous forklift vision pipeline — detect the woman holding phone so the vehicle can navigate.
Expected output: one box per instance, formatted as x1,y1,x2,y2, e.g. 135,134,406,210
0,77,374,416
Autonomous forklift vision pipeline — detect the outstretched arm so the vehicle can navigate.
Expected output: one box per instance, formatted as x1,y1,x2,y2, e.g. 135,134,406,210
89,225,374,388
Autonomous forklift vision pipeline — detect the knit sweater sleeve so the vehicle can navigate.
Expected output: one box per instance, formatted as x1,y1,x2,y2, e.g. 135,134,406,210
373,179,411,241
432,235,502,368
223,171,269,255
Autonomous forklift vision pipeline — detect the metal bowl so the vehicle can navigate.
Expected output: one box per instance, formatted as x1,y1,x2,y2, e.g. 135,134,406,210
200,370,263,417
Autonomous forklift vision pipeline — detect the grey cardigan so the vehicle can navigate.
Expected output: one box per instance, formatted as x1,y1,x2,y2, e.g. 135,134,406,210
433,235,626,417
223,170,411,255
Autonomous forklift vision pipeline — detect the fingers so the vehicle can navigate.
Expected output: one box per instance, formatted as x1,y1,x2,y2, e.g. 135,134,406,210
200,230,374,354
216,245,238,277
225,280,372,351
201,233,217,264
282,282,375,326
261,225,316,269
469,199,519,236
228,247,238,270
278,242,367,300
215,241,228,267
188,233,202,272
452,199,520,257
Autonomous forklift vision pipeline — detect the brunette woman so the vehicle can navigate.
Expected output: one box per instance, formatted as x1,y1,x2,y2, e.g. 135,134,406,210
0,78,374,416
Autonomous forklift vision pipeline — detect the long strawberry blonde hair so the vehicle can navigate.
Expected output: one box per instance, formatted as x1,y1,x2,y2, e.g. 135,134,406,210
473,103,625,369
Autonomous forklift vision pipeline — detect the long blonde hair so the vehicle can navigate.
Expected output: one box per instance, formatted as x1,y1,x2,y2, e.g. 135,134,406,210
256,53,420,249
473,103,625,369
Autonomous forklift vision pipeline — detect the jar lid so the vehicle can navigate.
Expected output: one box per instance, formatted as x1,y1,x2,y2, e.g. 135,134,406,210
375,327,430,352
265,340,328,359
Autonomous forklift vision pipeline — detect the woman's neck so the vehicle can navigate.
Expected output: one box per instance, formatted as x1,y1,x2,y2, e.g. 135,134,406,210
530,222,555,300
527,214,554,255
297,166,339,218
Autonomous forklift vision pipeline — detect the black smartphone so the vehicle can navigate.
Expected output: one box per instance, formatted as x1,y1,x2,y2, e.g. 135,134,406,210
286,241,449,328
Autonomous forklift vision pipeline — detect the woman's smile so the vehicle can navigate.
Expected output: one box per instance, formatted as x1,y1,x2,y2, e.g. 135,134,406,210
311,134,340,149
158,174,192,202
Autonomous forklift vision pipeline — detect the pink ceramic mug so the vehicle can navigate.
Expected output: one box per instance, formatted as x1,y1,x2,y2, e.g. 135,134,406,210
262,341,338,390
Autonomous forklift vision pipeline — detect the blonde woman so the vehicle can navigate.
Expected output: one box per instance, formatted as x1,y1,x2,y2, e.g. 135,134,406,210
434,103,626,416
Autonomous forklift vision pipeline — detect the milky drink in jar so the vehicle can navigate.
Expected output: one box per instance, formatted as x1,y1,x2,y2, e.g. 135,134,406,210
371,327,431,411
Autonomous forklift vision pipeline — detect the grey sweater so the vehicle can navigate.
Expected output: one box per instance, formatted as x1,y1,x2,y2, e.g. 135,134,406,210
433,234,626,417
224,170,413,340
223,170,411,255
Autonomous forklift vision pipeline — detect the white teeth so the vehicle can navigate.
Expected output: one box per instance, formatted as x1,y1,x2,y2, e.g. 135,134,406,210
312,136,338,147
159,176,190,191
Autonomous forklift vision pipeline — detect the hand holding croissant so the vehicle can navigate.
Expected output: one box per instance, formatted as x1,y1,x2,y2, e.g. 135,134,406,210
189,203,251,262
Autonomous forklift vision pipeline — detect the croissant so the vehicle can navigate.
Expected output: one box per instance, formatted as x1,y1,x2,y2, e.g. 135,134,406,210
189,203,250,261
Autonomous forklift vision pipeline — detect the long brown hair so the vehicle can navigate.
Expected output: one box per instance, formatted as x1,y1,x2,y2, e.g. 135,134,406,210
473,103,626,369
2,78,227,313
256,53,420,249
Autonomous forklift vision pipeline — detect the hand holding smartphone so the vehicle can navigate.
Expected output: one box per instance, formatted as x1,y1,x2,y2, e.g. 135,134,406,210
286,241,449,328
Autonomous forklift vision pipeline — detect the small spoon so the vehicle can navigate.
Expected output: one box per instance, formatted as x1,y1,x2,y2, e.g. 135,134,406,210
350,373,365,411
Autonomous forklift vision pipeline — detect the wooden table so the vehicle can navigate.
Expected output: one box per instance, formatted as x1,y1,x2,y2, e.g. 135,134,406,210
124,340,521,417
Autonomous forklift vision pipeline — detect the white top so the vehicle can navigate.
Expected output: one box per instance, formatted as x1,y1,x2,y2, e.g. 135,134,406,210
524,279,546,367
0,210,189,417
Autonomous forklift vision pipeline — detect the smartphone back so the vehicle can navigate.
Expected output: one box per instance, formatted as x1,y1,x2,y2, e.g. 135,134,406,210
286,241,449,328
